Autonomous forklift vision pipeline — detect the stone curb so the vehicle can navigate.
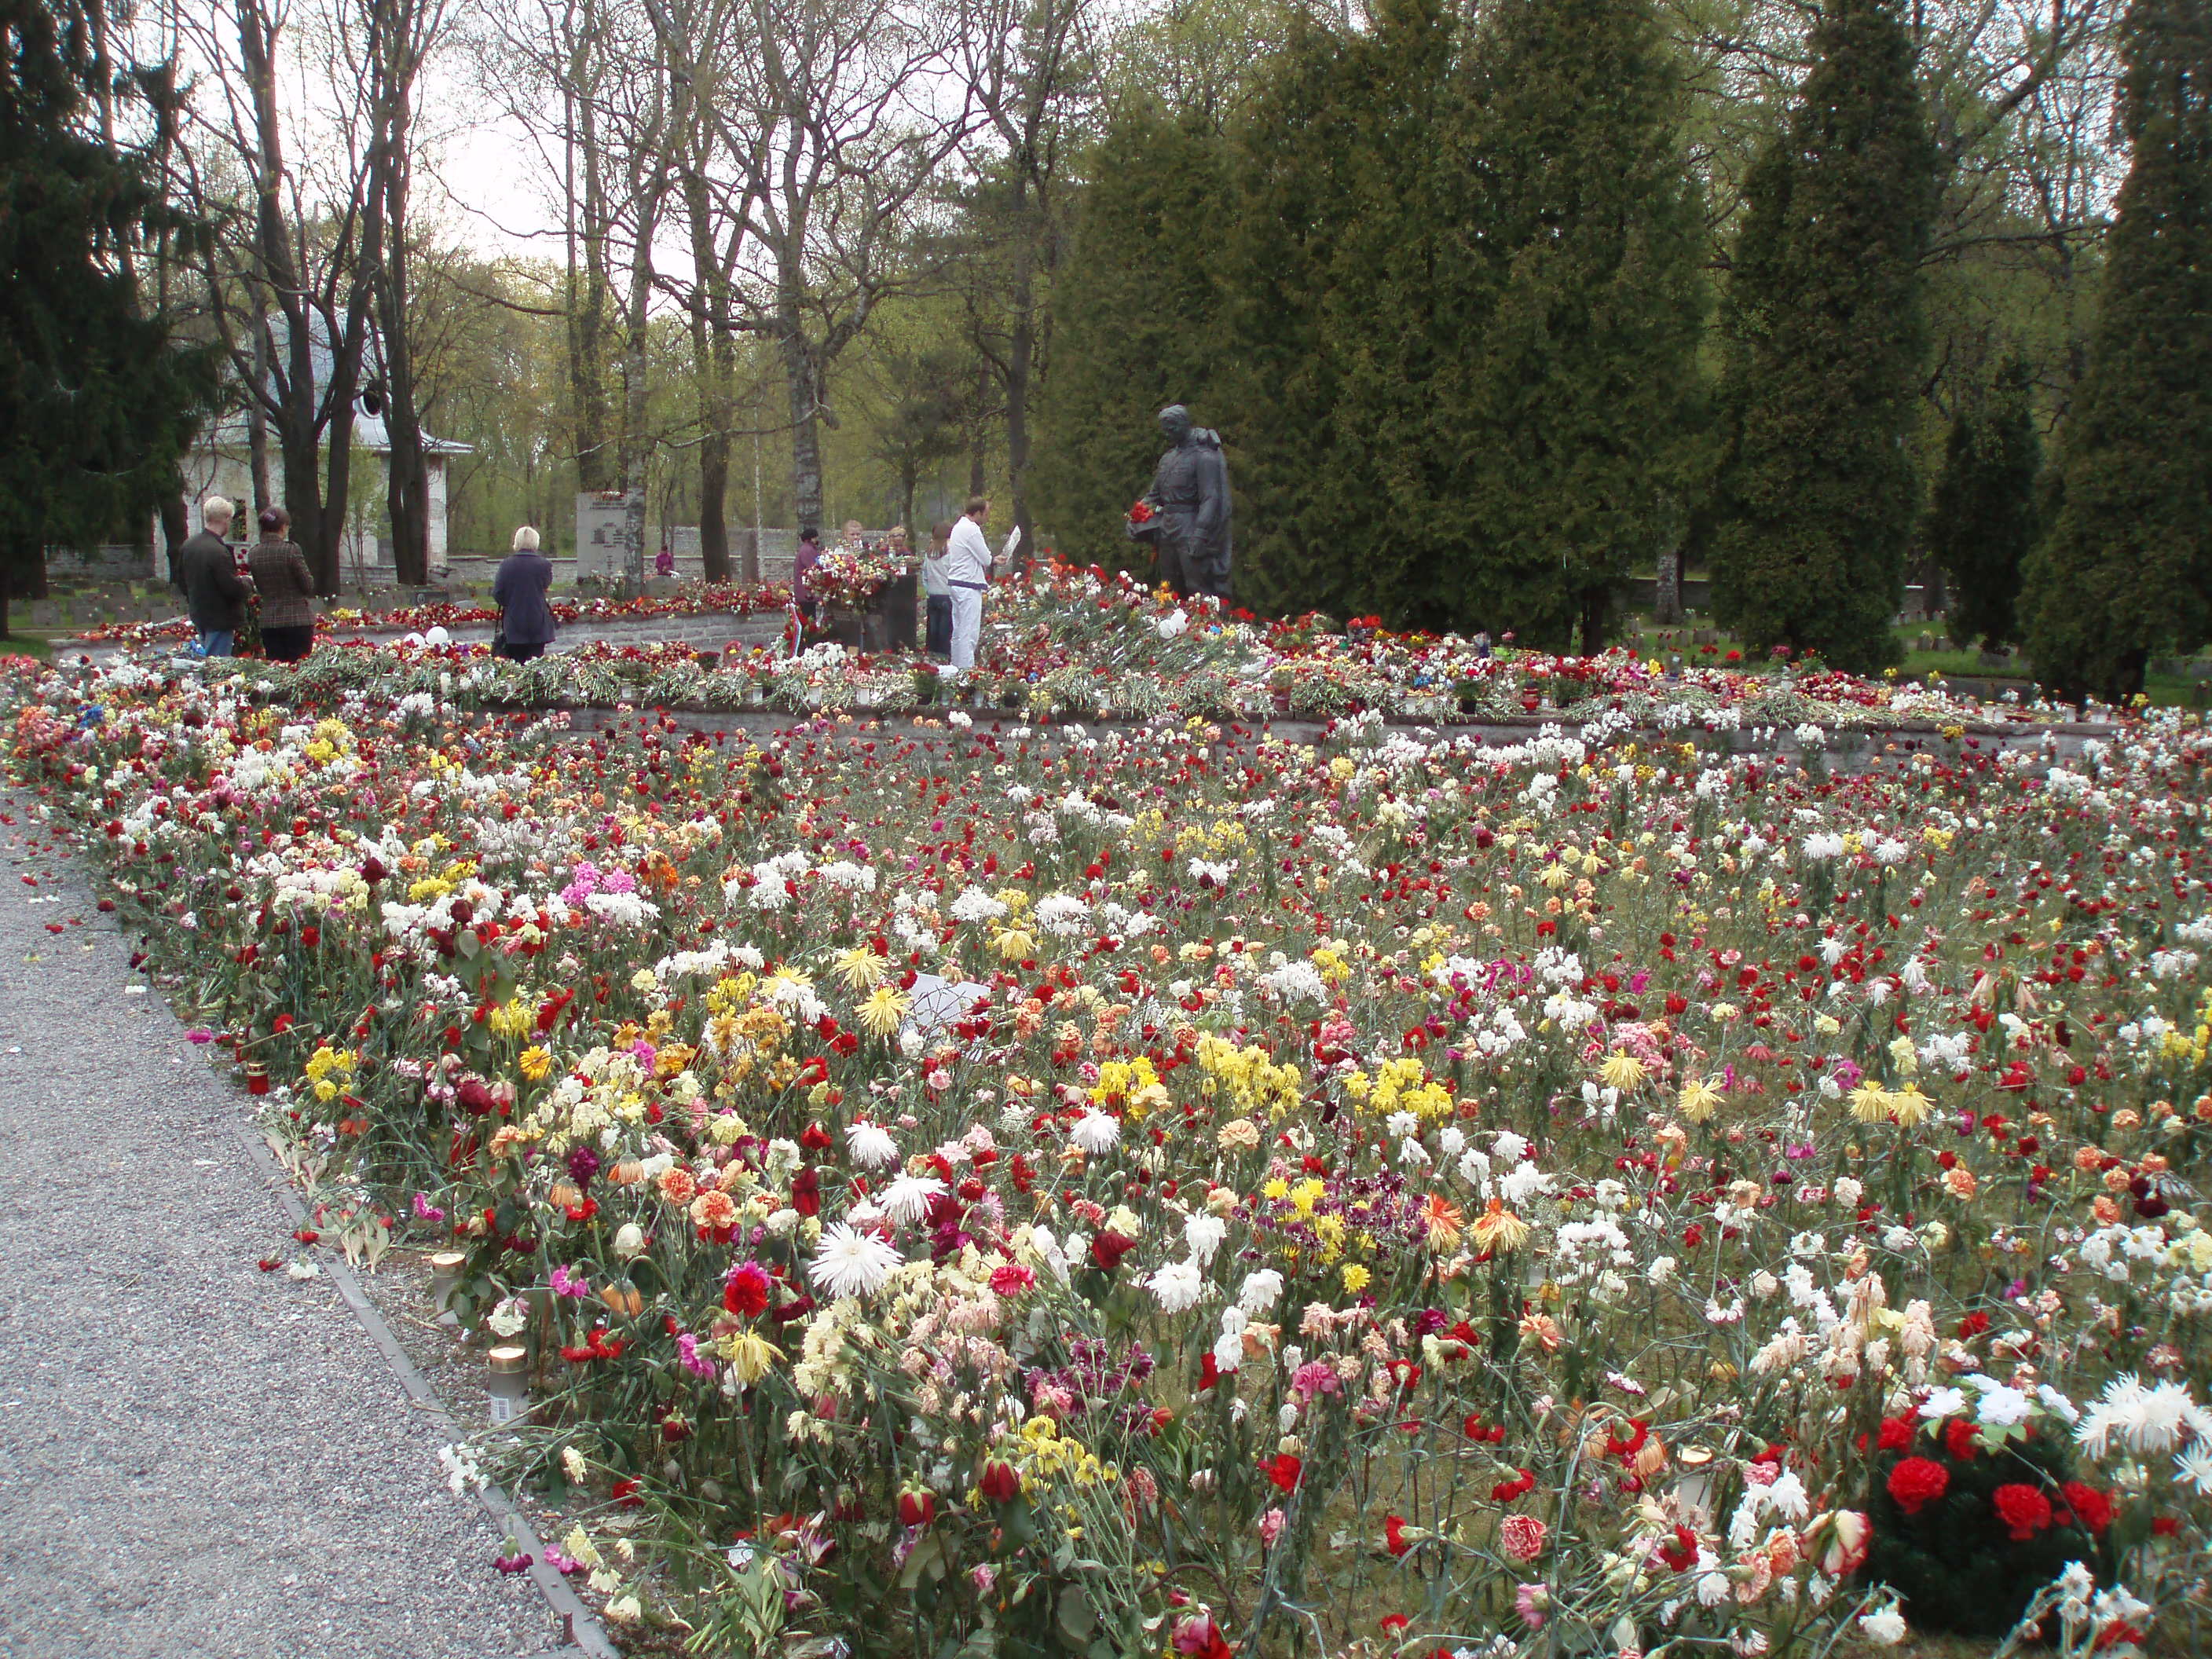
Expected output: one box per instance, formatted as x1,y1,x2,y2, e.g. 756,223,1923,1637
233,1128,617,1659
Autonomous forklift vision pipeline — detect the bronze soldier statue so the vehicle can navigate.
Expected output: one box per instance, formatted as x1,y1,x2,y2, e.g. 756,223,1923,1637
1128,405,1232,599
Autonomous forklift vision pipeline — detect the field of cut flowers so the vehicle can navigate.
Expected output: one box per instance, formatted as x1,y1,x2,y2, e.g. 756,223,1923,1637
3,599,2210,1659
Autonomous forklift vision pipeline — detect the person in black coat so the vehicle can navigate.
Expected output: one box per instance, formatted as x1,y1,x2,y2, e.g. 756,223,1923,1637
178,496,249,657
493,526,556,661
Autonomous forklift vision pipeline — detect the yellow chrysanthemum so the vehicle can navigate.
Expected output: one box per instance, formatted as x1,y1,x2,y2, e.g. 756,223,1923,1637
834,947,886,992
1679,1076,1725,1123
1599,1051,1649,1093
858,983,911,1039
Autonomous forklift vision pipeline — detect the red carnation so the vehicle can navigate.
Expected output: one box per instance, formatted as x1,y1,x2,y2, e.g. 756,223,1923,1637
1876,1415,1915,1452
1384,1514,1412,1557
2063,1481,2112,1534
1943,1417,1979,1463
1261,1452,1303,1492
1888,1456,1950,1516
1993,1482,2054,1541
1091,1229,1137,1271
723,1261,771,1317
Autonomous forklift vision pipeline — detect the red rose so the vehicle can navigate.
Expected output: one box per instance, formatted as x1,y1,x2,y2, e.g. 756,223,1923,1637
1091,1229,1137,1271
1993,1482,2054,1541
1129,500,1153,525
1888,1456,1950,1515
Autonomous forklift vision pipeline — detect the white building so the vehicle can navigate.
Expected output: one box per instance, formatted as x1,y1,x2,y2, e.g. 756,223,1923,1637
174,401,470,585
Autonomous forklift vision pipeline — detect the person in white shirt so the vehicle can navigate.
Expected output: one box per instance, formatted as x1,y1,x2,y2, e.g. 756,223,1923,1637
943,496,1002,672
921,519,954,658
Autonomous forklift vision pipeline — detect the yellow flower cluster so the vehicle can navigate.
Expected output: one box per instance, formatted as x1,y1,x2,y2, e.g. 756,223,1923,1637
1193,1038,1301,1116
303,1044,357,1102
1343,1057,1453,1123
1013,1415,1115,1490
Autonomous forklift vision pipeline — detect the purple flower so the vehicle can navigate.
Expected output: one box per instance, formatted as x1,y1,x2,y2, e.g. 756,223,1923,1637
566,1146,601,1188
412,1191,447,1224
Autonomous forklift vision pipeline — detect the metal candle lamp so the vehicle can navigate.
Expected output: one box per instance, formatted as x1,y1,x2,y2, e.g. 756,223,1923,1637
427,1250,467,1323
1674,1445,1719,1525
485,1344,529,1425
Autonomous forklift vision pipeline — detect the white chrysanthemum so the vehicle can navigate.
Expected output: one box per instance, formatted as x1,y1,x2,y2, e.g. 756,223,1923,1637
1071,1111,1120,1155
846,1120,901,1170
1185,1214,1228,1266
1237,1268,1284,1313
1210,1328,1244,1374
1918,1386,1968,1421
1146,1259,1204,1314
2174,1444,2212,1496
808,1224,902,1300
880,1174,947,1227
2077,1374,2211,1458
1858,1605,1907,1646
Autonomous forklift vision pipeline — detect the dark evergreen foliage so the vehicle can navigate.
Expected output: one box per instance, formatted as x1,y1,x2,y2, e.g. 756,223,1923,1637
1217,0,1458,625
1434,0,1709,651
1028,101,1230,577
1925,357,2042,652
1862,1427,2108,1639
2022,0,2212,701
0,0,216,633
1707,0,1939,672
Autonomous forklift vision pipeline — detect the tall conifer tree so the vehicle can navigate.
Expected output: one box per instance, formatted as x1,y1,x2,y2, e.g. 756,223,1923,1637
0,0,214,635
1707,0,1937,672
1925,358,2040,652
1220,0,1458,624
1030,101,1229,575
2022,0,2212,701
1435,0,1708,652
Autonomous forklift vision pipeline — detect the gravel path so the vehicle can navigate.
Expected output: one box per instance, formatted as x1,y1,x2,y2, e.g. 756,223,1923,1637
0,787,568,1659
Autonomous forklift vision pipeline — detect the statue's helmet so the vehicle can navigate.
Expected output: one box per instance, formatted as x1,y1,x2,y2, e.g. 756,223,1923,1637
1158,404,1193,438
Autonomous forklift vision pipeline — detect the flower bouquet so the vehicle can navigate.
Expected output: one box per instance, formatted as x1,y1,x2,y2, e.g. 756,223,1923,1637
804,547,912,611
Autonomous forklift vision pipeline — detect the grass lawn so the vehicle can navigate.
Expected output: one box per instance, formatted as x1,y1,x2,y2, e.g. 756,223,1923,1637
1626,615,2210,709
0,629,57,661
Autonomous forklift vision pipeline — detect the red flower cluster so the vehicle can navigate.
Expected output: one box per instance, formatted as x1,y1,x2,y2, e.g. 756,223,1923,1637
1993,1482,2053,1541
1887,1456,1950,1516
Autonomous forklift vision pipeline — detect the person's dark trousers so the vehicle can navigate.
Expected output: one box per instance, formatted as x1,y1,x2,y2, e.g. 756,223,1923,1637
262,624,314,663
926,594,952,658
496,639,548,662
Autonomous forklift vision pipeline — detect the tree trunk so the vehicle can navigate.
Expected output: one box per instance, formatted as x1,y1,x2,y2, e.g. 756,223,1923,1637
1004,175,1036,569
617,177,662,593
564,71,615,495
159,467,189,589
248,326,273,517
782,328,825,534
1579,584,1610,655
1654,542,1683,624
682,173,731,584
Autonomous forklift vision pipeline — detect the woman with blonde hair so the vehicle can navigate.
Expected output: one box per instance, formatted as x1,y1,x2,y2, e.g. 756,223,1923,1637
493,526,555,661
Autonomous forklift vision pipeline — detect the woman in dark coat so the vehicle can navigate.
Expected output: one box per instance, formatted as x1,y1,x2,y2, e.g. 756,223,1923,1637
247,507,318,663
493,526,556,661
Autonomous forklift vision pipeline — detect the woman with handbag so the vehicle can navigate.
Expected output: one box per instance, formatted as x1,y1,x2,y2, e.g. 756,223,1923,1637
247,507,317,662
493,526,556,661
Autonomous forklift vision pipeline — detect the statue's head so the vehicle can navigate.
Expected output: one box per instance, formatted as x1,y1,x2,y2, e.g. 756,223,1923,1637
1159,405,1193,443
